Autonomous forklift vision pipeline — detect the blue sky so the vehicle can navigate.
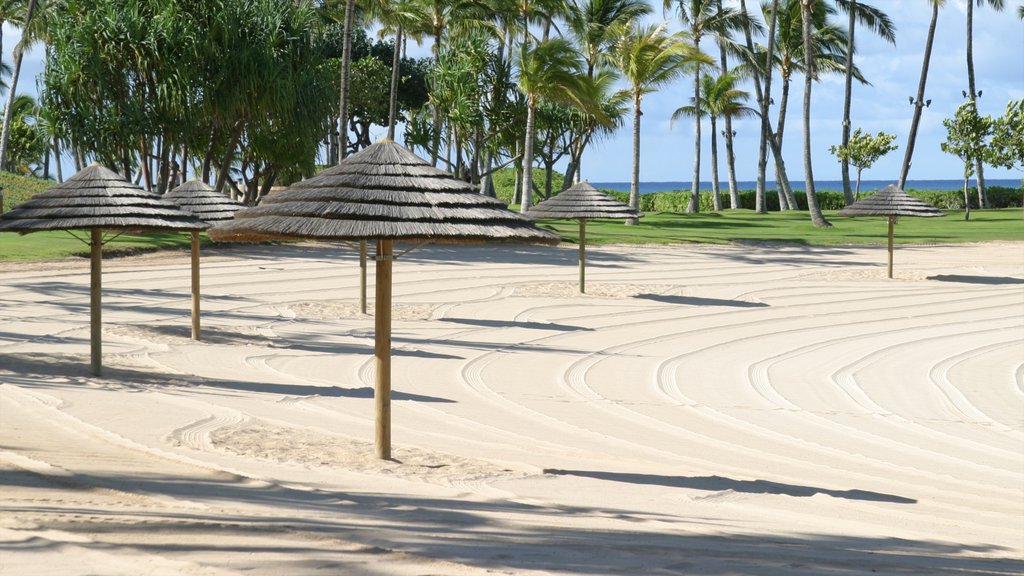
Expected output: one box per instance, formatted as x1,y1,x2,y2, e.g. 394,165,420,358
6,1,1023,183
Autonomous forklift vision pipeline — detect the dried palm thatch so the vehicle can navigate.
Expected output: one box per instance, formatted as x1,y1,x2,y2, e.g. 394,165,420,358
838,185,944,279
526,181,640,220
165,179,244,223
525,181,640,293
0,164,211,234
0,164,210,376
209,140,559,460
209,141,559,245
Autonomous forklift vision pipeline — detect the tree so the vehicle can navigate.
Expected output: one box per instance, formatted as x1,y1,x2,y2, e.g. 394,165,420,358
0,0,37,171
672,72,754,210
986,99,1024,207
663,0,750,213
941,100,993,221
836,0,895,205
800,0,831,228
607,21,706,223
965,0,1005,208
2,94,47,175
898,0,945,190
829,129,897,199
515,37,593,213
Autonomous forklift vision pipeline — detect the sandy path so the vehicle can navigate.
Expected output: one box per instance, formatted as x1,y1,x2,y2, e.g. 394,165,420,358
0,241,1022,575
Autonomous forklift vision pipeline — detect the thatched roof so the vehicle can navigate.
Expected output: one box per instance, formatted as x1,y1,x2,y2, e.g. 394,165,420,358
0,164,210,234
838,185,944,217
209,141,559,245
165,179,244,223
525,181,640,220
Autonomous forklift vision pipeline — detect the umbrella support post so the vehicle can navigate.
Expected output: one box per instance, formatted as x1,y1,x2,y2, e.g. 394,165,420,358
887,216,895,279
374,239,392,460
578,220,586,294
360,240,368,315
90,229,102,376
191,232,201,340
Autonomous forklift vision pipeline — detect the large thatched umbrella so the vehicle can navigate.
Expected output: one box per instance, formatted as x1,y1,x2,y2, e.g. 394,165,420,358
838,184,944,278
526,181,640,293
0,164,209,375
165,179,244,340
210,140,559,459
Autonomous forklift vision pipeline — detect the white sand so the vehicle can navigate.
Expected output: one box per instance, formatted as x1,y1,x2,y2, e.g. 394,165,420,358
1,241,1022,575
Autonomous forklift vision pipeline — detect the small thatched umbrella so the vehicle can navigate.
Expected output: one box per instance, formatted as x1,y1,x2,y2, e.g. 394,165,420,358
0,164,209,375
838,184,944,278
165,179,244,340
210,140,559,459
526,181,640,293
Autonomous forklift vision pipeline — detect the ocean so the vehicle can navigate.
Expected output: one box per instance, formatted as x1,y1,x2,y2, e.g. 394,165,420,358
590,179,1023,195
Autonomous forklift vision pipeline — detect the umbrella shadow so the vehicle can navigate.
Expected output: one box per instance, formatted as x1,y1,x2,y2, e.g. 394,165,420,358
0,352,454,403
543,469,916,504
927,274,1024,285
634,294,769,308
438,318,594,332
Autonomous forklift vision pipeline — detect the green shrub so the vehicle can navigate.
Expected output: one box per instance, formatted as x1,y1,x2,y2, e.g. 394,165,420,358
492,167,564,205
906,186,1023,209
1,171,53,212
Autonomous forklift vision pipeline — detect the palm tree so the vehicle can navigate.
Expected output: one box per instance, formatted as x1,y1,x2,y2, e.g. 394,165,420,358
673,72,755,210
0,0,36,171
898,0,945,190
836,0,895,206
564,0,651,186
362,0,428,140
966,0,1005,207
607,21,708,222
800,0,830,228
664,0,750,213
515,37,592,212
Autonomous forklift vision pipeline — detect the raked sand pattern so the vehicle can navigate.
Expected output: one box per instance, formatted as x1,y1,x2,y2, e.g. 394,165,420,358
0,241,1022,575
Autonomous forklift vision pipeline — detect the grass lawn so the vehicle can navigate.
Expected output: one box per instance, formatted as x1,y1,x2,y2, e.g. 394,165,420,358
0,209,1021,262
533,208,1024,246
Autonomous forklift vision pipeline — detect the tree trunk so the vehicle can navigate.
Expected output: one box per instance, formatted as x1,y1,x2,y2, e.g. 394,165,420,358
710,115,721,211
0,0,38,169
962,176,971,221
753,0,780,214
855,167,863,199
801,0,831,228
719,3,739,206
202,125,218,184
53,138,63,182
520,100,537,212
840,0,856,205
898,1,940,190
689,59,702,213
430,28,443,166
214,121,243,194
966,0,987,208
387,27,402,141
339,0,355,162
627,94,642,226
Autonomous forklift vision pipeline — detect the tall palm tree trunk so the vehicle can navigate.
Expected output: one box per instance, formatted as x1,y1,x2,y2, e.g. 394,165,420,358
387,27,402,140
710,114,721,211
339,0,355,162
719,43,739,208
898,1,940,190
520,100,537,213
627,94,641,225
0,0,37,169
840,0,856,205
801,0,830,228
750,0,780,213
688,63,703,213
966,0,987,207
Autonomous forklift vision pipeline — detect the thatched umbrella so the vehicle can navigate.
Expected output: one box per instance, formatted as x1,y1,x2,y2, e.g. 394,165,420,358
526,181,640,293
838,184,944,278
165,179,244,340
0,164,209,375
210,140,559,459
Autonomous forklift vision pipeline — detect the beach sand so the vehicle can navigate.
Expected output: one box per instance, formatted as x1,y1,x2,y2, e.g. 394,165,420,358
1,241,1022,575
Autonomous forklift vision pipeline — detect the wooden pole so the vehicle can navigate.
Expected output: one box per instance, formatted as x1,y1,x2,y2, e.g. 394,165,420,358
374,239,393,459
887,216,895,279
90,229,102,376
578,219,586,294
360,240,368,314
191,231,201,340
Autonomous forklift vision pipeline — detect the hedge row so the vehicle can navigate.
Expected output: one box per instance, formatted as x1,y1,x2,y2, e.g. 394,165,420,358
603,186,1023,213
